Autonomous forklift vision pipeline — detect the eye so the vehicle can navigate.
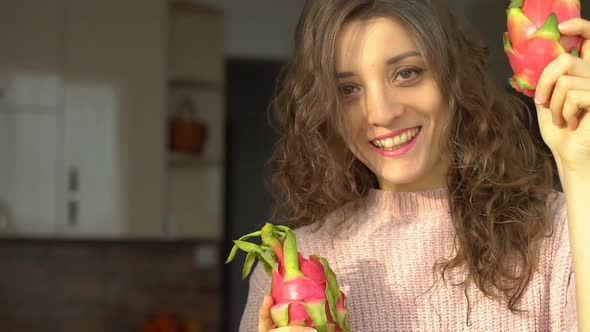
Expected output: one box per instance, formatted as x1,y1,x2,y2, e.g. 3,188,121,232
339,84,359,96
394,67,424,84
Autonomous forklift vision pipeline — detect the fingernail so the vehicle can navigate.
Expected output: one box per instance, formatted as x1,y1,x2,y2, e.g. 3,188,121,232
552,114,559,126
569,120,578,130
535,92,545,104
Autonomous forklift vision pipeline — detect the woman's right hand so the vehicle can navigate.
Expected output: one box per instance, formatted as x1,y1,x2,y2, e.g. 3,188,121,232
258,295,317,332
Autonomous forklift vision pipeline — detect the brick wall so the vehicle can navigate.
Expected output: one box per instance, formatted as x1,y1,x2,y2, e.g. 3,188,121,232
0,239,221,332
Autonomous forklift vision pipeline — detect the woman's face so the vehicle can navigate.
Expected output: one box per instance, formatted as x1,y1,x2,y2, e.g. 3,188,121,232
335,17,450,192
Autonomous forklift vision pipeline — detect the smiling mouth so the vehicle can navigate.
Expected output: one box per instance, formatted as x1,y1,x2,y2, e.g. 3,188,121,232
371,126,422,150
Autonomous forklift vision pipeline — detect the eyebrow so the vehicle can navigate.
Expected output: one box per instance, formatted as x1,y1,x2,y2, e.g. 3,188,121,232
335,50,421,79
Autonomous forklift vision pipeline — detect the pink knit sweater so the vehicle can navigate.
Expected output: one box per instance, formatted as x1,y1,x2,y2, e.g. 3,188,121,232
239,189,577,331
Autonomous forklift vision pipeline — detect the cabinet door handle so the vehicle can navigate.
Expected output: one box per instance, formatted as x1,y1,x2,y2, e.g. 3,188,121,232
68,167,79,192
67,201,78,226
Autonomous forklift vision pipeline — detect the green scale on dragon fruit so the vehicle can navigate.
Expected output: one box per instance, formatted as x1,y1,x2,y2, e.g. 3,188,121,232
504,0,583,97
226,223,351,332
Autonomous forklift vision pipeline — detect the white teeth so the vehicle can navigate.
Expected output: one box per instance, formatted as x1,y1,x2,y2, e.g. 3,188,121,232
372,127,420,150
384,138,393,148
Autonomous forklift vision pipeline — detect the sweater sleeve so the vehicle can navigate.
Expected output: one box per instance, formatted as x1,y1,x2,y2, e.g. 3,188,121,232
564,271,578,332
548,193,578,331
239,263,271,332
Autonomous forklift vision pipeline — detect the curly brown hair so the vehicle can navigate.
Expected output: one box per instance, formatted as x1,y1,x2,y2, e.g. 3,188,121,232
267,0,556,312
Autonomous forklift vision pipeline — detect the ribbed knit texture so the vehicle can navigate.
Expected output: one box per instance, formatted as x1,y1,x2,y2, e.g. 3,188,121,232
239,189,577,331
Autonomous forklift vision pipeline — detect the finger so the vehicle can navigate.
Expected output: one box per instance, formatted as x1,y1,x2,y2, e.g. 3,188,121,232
259,295,274,332
558,18,590,39
558,18,590,61
548,75,590,126
581,40,590,61
535,53,590,104
562,90,590,130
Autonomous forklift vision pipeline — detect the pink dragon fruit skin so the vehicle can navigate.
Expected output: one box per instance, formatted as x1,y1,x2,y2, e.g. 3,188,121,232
226,223,351,332
504,0,583,97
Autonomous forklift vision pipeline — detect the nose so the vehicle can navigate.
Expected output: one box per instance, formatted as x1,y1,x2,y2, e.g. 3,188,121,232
365,82,403,127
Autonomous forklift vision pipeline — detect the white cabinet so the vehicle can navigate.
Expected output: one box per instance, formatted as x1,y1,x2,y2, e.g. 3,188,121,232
58,0,166,238
60,84,127,236
0,0,167,238
0,0,63,237
0,112,60,236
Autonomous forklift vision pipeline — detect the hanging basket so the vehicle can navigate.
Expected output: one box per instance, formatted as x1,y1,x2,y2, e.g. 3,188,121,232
168,98,208,154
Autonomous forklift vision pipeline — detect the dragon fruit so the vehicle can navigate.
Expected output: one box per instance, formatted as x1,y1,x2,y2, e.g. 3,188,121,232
504,0,582,97
226,223,350,332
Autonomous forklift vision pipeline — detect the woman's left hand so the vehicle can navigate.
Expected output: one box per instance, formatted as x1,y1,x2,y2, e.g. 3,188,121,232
534,18,590,173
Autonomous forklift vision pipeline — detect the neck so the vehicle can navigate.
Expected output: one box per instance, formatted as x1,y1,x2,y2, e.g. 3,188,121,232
378,160,449,192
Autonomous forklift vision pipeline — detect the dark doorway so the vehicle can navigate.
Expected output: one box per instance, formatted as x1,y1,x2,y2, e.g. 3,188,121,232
223,58,284,332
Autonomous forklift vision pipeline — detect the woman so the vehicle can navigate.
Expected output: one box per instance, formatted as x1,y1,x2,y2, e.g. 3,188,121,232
241,0,590,331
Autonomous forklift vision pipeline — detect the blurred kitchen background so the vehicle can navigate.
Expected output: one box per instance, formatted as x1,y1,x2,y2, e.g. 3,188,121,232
0,1,587,331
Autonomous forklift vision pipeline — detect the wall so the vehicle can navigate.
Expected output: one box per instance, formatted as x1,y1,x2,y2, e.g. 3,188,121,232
193,0,305,59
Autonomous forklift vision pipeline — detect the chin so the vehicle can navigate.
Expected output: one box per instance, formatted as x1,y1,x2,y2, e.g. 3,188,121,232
383,177,419,188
